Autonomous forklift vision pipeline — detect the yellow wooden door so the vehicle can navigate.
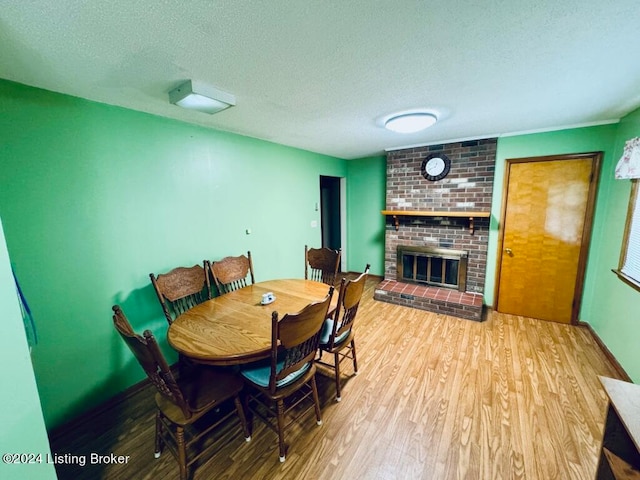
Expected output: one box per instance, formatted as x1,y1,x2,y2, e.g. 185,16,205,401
496,155,600,323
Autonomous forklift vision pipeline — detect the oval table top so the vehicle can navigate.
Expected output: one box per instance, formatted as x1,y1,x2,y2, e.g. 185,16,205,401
167,279,336,366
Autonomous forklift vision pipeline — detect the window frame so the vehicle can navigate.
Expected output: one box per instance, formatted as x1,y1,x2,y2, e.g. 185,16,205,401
614,179,640,291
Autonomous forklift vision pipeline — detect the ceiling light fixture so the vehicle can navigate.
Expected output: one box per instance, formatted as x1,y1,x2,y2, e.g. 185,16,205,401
169,80,236,115
383,111,438,133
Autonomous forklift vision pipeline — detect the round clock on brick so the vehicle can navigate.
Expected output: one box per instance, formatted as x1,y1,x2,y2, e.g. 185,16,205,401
421,153,451,181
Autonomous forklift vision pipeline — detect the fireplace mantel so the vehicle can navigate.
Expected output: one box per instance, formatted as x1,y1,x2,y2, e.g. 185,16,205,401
381,210,490,234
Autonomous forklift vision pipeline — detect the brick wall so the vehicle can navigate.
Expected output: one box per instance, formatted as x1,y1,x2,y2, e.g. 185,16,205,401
384,139,497,293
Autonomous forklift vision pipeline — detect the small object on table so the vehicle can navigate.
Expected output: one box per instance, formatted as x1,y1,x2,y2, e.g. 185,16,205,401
261,292,275,305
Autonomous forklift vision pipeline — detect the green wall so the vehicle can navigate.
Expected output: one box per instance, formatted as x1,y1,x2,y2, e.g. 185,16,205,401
580,108,640,382
346,155,386,276
0,220,57,480
0,79,347,429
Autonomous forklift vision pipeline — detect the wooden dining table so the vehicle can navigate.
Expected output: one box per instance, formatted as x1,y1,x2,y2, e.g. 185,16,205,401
167,279,336,366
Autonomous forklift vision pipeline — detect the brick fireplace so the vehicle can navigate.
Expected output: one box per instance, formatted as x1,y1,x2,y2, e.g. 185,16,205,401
373,139,497,321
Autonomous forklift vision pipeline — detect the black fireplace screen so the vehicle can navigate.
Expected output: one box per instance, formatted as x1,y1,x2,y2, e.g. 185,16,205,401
397,246,468,291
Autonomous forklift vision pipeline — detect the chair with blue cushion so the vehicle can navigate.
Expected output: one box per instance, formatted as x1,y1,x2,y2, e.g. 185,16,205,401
305,245,341,286
112,305,250,480
240,286,334,462
317,265,370,402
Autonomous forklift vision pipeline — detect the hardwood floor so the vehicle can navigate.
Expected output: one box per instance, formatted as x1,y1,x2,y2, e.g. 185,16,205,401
50,276,621,479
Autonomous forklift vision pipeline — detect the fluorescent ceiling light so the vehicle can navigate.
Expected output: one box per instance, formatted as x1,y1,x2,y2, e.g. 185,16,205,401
384,112,438,133
169,80,236,114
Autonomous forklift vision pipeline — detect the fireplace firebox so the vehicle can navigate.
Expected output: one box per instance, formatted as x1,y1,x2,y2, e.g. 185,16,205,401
397,246,468,292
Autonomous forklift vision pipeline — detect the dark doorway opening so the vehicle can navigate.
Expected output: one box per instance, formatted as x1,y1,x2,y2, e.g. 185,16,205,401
320,176,341,253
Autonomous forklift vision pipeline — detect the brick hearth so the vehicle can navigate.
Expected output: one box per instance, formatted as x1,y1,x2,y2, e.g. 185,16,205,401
374,279,484,321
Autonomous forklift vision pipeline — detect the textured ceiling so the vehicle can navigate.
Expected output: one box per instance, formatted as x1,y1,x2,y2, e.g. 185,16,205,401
1,1,639,159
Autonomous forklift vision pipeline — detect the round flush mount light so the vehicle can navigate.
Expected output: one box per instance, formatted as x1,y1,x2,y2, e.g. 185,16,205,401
383,111,438,133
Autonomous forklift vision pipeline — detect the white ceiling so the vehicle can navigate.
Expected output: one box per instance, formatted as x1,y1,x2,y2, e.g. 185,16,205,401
1,1,640,159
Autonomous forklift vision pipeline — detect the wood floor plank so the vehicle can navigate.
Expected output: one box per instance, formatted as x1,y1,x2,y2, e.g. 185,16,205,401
50,275,623,479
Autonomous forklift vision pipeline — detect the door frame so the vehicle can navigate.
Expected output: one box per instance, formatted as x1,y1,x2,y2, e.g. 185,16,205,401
493,152,602,324
340,177,347,272
319,175,347,272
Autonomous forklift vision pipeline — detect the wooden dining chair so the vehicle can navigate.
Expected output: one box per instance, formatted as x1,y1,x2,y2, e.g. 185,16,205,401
239,287,334,462
208,251,255,295
317,265,370,402
112,305,250,480
150,264,210,325
305,245,341,286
